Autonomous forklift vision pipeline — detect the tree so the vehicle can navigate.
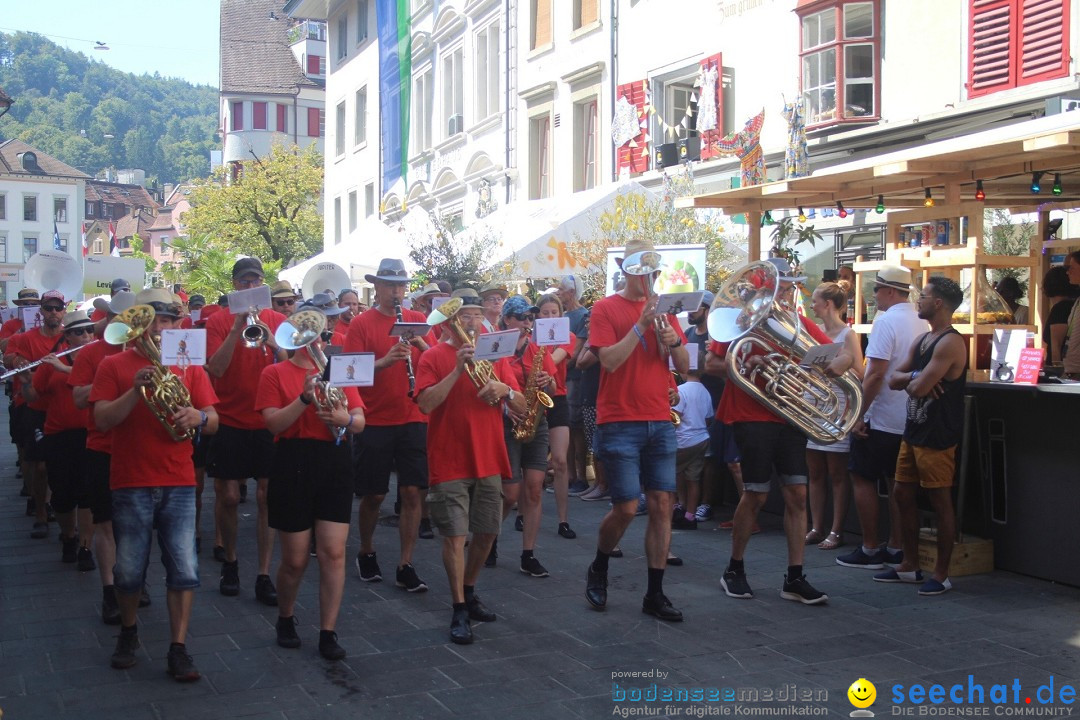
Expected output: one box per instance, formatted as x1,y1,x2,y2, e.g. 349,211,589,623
161,235,282,299
984,208,1035,292
182,144,324,266
407,212,496,289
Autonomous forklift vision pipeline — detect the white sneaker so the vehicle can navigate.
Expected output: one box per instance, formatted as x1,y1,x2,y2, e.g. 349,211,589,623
694,504,713,522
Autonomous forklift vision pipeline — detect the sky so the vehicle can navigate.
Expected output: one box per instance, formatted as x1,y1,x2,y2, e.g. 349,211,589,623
1,0,221,87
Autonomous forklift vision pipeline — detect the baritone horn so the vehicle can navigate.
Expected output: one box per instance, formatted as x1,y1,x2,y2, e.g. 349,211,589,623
274,309,349,442
706,261,863,445
427,298,498,404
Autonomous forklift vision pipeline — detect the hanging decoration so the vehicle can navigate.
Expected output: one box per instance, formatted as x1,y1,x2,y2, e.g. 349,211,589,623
611,94,640,148
696,64,719,132
782,96,808,179
709,109,766,187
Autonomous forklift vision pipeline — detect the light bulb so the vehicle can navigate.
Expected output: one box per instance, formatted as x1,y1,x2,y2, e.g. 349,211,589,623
1053,174,1062,196
924,188,935,207
837,202,847,219
1031,172,1042,194
875,195,885,214
797,207,807,223
975,180,985,202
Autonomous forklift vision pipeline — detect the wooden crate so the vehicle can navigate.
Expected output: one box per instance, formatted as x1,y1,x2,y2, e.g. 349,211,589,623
918,529,994,577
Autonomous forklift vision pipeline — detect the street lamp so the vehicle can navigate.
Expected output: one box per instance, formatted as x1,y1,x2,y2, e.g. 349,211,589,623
0,86,13,119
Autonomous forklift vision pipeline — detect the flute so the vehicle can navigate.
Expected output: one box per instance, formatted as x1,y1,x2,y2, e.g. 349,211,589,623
0,340,100,380
394,300,416,397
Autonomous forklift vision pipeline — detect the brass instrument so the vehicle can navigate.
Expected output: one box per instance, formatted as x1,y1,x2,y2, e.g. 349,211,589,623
104,305,195,442
668,370,682,427
621,248,670,359
274,309,349,443
427,298,498,405
242,307,270,348
707,261,863,445
512,344,554,442
394,299,416,397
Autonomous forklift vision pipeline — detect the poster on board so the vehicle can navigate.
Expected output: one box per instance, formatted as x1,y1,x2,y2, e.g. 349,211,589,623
605,244,707,301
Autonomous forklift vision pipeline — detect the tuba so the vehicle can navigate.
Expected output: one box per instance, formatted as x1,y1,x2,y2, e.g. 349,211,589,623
105,305,195,442
707,261,863,445
274,309,349,442
427,298,499,405
512,341,554,443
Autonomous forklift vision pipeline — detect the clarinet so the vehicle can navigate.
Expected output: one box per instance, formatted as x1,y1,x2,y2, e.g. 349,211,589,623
395,300,416,397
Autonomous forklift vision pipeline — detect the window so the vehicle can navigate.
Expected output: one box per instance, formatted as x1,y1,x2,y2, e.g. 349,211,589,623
23,195,36,222
442,47,464,137
531,0,552,49
93,237,103,255
56,235,68,253
356,0,369,43
573,98,598,192
306,21,326,41
665,79,698,135
308,107,322,137
277,103,288,132
798,1,878,127
53,197,67,223
475,22,500,121
0,194,5,220
529,114,552,199
333,197,342,244
159,236,170,256
335,101,346,155
354,87,367,146
573,0,598,30
85,201,95,218
0,235,6,263
365,183,374,217
22,236,37,262
968,0,1070,98
231,101,244,131
413,70,433,152
348,190,358,233
337,16,348,60
253,102,267,130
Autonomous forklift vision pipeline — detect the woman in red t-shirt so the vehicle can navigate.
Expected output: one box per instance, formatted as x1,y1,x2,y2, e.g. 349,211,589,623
255,322,365,662
536,294,578,539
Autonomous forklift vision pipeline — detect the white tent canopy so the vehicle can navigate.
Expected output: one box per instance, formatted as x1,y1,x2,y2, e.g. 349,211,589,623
279,220,414,291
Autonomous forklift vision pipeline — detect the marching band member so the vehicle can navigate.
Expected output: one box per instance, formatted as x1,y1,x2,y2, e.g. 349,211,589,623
91,288,218,681
344,259,431,592
478,281,508,333
179,294,206,330
205,257,287,605
256,308,365,660
270,280,299,318
3,287,41,499
536,292,578,538
585,238,689,621
415,292,526,644
0,287,40,350
330,289,360,347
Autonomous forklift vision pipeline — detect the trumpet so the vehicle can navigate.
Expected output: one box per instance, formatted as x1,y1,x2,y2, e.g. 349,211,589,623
242,307,270,348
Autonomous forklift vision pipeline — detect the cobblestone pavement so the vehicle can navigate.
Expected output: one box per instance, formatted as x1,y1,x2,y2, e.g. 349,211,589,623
1,428,1078,719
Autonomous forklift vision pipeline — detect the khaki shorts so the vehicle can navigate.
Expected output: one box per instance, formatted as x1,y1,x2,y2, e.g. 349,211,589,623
427,475,503,537
894,441,956,489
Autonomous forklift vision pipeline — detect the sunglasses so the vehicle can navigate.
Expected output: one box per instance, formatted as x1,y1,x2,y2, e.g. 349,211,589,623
507,313,533,321
274,299,296,306
41,305,65,312
65,327,91,336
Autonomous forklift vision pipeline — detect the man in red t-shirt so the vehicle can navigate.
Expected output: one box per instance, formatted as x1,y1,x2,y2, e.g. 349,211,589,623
585,239,690,622
331,289,360,347
708,258,854,607
90,288,219,681
0,287,40,351
415,294,526,645
205,257,287,605
269,280,298,318
344,258,432,592
2,287,41,498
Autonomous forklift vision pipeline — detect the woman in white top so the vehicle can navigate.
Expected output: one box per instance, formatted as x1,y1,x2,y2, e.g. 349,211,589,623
805,281,864,550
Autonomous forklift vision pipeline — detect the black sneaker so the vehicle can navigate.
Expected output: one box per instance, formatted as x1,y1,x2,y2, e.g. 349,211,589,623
276,616,301,649
101,586,121,626
212,545,226,563
557,522,577,539
166,643,201,682
720,569,754,599
585,562,607,610
671,516,698,531
484,539,497,568
220,560,240,596
520,555,549,578
139,584,152,608
642,592,684,622
309,536,317,557
110,627,140,669
418,518,434,539
61,536,78,563
30,522,47,539
77,546,96,572
514,514,524,531
355,551,381,582
465,594,496,622
25,497,34,517
449,607,473,645
780,574,829,605
395,563,428,593
255,574,278,606
835,546,887,569
318,630,346,660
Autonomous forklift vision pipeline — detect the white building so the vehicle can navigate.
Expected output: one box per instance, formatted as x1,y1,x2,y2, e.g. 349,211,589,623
0,140,86,303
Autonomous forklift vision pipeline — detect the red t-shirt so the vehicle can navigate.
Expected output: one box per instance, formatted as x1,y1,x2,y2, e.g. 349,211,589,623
330,323,348,348
33,359,88,434
588,294,687,424
8,329,67,409
205,307,286,429
254,360,364,441
710,317,834,425
414,342,520,485
89,349,218,489
505,340,559,395
68,340,123,453
549,340,576,396
343,306,427,426
90,308,107,324
0,317,23,341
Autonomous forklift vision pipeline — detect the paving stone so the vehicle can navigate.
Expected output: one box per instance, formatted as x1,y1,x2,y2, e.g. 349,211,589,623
431,675,579,715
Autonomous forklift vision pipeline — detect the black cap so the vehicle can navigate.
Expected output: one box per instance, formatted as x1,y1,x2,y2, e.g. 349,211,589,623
110,277,131,293
232,257,264,279
188,294,206,307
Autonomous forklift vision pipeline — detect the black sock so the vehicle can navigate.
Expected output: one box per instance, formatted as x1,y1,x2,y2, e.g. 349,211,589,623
463,585,475,601
121,622,137,635
521,549,534,560
319,629,337,643
647,567,664,597
593,549,611,573
452,602,467,612
169,642,185,652
727,557,744,574
787,565,803,581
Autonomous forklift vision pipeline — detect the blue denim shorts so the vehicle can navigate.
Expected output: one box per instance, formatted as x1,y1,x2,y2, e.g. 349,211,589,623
595,421,677,503
111,486,199,594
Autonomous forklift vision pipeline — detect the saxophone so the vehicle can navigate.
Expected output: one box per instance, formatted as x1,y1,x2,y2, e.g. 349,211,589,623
512,345,555,443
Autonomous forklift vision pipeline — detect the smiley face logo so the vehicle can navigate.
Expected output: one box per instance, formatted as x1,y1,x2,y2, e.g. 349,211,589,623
847,678,876,709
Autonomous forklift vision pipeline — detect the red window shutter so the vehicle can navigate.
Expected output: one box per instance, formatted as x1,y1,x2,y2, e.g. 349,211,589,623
697,53,723,161
614,80,648,176
307,107,321,137
307,54,321,75
253,102,267,130
968,0,1016,98
277,103,287,132
1018,0,1069,86
231,101,244,131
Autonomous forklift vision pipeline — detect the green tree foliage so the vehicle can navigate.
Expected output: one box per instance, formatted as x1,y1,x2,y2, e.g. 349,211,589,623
182,144,323,266
984,208,1034,291
408,213,496,289
0,31,217,183
161,235,282,300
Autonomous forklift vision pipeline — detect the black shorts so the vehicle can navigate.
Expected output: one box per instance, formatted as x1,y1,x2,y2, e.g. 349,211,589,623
353,423,429,496
84,448,112,524
191,432,211,470
207,424,275,480
503,416,550,484
268,438,354,532
19,408,47,462
44,429,88,513
733,421,808,492
848,428,903,482
546,394,570,429
8,398,17,443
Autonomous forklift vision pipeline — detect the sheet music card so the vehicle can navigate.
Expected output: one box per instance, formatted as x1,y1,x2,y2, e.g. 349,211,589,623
799,342,843,370
329,352,375,387
655,291,704,317
669,343,699,371
534,317,570,346
473,329,518,361
227,286,272,315
160,330,207,366
0,307,16,323
20,307,42,329
390,322,429,340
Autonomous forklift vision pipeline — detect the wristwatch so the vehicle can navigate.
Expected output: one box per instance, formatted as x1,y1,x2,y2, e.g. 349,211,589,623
506,387,517,403
669,338,683,349
199,411,209,428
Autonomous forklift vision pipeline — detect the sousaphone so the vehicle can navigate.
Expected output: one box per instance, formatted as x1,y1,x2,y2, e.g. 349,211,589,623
24,250,83,301
302,262,352,300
